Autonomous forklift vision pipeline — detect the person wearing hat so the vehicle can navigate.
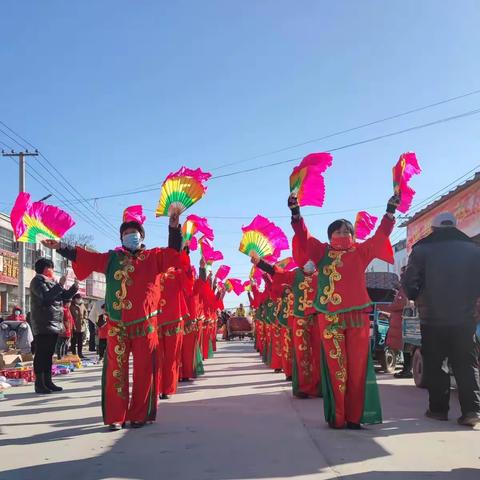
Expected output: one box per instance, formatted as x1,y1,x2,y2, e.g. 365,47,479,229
403,211,480,427
42,205,182,431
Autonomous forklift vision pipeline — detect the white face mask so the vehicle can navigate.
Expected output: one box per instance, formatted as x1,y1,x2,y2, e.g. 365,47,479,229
303,260,316,275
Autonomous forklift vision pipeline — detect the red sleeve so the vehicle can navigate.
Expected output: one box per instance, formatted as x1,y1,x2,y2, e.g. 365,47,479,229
73,247,110,281
357,214,395,265
156,247,181,272
291,217,327,266
272,268,296,286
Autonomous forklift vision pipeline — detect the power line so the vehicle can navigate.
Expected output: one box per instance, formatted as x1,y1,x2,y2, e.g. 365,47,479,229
0,122,119,238
210,88,480,172
3,153,117,241
212,107,480,181
57,106,480,203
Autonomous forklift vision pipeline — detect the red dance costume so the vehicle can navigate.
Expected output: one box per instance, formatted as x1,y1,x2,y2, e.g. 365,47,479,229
292,214,394,427
64,244,180,426
158,251,193,396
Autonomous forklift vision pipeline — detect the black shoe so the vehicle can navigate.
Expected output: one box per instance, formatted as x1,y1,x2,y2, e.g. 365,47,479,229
293,391,309,399
34,373,52,394
394,371,413,379
425,409,448,421
285,376,293,381
160,394,170,400
130,421,146,429
457,412,480,427
44,373,63,392
346,422,363,430
274,368,282,373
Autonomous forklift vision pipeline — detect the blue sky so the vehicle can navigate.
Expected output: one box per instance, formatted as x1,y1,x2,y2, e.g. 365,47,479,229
1,1,480,306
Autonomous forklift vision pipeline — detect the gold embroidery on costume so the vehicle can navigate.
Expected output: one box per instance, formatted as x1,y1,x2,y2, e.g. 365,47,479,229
323,313,346,394
283,291,294,318
109,323,127,399
273,324,282,358
298,276,315,312
295,316,313,380
319,250,345,306
113,256,135,311
284,327,292,362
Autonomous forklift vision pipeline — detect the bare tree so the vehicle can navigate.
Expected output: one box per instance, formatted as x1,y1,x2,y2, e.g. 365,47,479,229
63,233,95,248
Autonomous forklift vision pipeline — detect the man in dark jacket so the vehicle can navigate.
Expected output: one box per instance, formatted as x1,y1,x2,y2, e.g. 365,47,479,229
403,212,480,426
30,257,78,394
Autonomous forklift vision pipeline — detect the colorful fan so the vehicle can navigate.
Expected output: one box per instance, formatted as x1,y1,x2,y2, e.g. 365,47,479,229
188,236,198,251
156,166,212,217
249,265,264,287
182,214,214,250
239,215,289,261
392,152,421,213
225,278,244,296
354,211,378,240
199,237,224,265
290,152,333,207
10,192,75,243
243,280,251,292
215,265,231,281
275,256,297,271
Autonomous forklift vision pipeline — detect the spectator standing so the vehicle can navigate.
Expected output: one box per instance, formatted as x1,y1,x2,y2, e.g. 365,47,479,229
97,304,108,361
56,299,74,359
383,267,412,378
70,293,88,359
403,212,480,427
30,258,78,394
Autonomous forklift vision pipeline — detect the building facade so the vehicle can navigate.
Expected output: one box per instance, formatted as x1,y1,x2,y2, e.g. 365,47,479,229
0,212,105,316
405,173,480,250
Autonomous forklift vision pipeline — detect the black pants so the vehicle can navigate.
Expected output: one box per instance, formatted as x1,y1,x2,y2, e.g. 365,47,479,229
98,338,107,360
33,334,58,375
88,320,96,352
55,337,69,359
71,332,83,357
403,351,412,373
421,323,480,415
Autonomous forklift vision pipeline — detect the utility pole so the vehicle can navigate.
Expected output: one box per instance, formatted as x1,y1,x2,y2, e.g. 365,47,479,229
2,149,39,312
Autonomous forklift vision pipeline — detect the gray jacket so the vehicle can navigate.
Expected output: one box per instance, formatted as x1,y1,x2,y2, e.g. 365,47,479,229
402,228,480,326
30,274,78,335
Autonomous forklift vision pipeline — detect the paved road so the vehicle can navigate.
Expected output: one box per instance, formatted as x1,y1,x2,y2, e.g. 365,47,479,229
0,341,479,480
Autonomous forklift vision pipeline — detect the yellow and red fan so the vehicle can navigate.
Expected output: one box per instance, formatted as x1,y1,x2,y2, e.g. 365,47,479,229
156,167,211,217
239,215,288,261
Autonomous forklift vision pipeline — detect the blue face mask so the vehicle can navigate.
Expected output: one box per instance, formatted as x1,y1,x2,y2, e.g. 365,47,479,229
122,232,142,251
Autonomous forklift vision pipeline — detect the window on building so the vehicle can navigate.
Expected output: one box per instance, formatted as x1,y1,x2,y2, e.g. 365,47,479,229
0,227,14,252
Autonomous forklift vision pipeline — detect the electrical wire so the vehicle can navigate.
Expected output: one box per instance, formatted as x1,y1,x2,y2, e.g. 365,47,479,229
53,106,480,202
0,123,119,238
210,88,480,172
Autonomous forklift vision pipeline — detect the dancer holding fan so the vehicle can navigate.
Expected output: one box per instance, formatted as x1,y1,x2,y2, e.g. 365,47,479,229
43,205,183,430
285,152,413,429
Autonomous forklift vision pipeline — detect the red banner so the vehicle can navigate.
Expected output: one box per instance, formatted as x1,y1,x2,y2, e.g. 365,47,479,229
0,249,19,285
407,180,480,252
